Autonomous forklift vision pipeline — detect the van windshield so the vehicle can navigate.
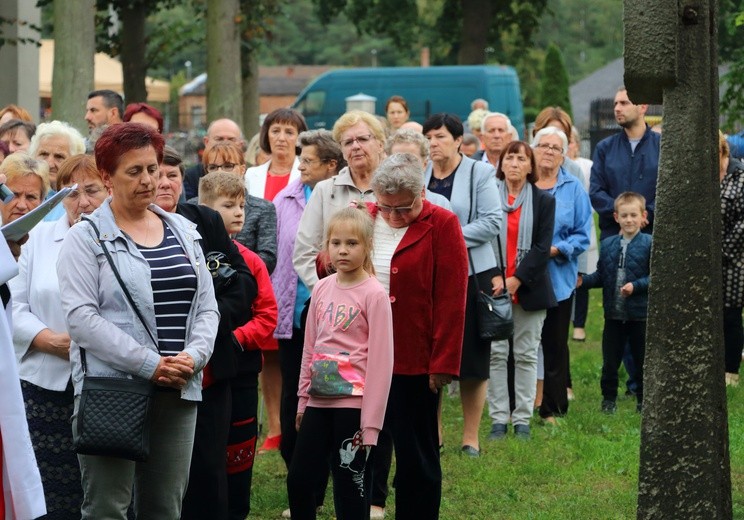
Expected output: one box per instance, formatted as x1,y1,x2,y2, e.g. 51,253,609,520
296,90,326,116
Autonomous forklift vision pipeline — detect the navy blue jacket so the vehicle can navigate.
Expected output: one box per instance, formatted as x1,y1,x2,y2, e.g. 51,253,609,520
589,126,660,239
582,232,651,320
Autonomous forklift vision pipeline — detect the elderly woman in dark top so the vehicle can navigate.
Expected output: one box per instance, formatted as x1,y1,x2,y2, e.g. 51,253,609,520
719,131,744,386
57,123,219,519
487,141,556,440
422,113,502,457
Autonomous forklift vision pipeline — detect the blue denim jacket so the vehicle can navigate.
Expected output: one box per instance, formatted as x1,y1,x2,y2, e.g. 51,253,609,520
57,199,219,401
542,168,592,302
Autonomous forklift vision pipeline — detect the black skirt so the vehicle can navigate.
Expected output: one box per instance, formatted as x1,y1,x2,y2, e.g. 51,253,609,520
458,268,499,380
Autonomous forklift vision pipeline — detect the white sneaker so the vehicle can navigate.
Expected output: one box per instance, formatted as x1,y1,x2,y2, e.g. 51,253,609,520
281,508,291,519
370,506,386,519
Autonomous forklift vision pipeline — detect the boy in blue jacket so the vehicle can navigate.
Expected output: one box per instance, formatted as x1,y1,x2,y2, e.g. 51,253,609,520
581,192,651,414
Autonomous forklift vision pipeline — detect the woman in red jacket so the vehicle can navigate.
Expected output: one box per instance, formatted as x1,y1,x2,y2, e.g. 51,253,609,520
368,153,469,520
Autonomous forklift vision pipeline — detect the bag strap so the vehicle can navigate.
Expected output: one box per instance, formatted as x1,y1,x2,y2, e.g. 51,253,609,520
80,217,160,374
466,160,476,224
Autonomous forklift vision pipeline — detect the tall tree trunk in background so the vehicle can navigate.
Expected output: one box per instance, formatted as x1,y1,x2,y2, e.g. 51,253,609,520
119,4,148,103
457,0,492,64
52,0,94,133
207,0,243,127
241,46,259,139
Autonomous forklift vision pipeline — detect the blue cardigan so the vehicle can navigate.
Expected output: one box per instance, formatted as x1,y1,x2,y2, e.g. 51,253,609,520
582,232,652,320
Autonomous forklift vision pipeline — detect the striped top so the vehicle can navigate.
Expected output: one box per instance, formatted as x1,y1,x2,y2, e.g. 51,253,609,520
137,221,197,355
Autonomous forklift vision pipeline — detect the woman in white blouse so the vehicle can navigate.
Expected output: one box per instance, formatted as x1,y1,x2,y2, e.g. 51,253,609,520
9,154,108,518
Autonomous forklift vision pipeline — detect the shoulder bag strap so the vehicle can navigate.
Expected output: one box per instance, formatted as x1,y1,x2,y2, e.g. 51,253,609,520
80,217,160,374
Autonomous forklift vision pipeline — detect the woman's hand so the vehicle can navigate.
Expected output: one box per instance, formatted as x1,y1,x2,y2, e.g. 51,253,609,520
491,275,505,296
505,276,521,295
32,329,71,360
152,354,194,389
295,413,304,432
7,234,29,261
429,373,453,393
550,246,560,258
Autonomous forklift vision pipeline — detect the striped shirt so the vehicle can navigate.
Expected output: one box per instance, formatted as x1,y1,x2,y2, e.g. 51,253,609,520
137,222,197,355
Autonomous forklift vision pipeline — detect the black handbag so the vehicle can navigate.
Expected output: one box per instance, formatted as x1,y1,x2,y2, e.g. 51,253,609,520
205,250,237,293
465,159,514,341
73,218,158,462
470,241,514,341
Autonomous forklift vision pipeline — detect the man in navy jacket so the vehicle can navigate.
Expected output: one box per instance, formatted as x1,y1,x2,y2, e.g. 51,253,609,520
590,88,661,240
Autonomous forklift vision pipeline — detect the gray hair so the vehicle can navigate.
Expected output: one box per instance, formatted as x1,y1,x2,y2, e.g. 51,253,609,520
481,112,513,135
371,153,425,196
471,98,489,111
28,120,85,157
385,129,429,160
298,129,344,169
531,127,569,154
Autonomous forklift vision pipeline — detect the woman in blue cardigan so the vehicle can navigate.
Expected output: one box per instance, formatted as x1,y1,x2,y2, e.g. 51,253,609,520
531,127,592,424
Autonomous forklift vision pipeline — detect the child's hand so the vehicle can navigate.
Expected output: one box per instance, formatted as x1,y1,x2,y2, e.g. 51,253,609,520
576,275,583,288
295,413,304,432
621,282,634,297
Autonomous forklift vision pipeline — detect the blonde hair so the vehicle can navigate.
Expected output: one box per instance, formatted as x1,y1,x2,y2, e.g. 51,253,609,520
332,110,386,144
199,170,246,206
720,130,730,160
0,152,50,199
614,191,646,213
324,204,375,275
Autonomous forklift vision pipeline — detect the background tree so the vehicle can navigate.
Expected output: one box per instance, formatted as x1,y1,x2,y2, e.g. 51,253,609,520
539,43,572,118
51,0,94,133
206,0,242,126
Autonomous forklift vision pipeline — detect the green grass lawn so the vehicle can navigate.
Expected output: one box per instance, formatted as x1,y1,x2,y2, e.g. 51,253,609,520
249,297,744,519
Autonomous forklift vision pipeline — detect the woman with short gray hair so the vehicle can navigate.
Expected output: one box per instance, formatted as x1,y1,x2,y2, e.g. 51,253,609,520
298,129,346,170
368,152,468,520
384,129,429,162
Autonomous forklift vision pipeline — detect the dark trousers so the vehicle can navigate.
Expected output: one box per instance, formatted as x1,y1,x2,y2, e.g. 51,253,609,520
182,380,232,520
540,296,573,418
287,407,373,520
227,381,258,520
573,284,589,328
370,428,393,508
724,306,744,374
601,319,646,403
386,375,441,520
279,329,329,507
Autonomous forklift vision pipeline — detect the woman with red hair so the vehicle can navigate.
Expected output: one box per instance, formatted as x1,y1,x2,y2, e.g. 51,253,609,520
123,103,164,133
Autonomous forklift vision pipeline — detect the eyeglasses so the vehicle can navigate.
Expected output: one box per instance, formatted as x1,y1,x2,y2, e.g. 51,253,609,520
535,143,563,154
206,163,238,173
299,157,324,166
66,185,106,201
376,196,419,215
340,134,374,149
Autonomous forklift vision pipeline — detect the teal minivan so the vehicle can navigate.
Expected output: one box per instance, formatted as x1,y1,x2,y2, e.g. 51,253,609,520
291,65,524,135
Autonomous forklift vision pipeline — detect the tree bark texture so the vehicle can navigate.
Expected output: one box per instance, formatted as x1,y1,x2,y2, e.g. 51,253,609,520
241,46,259,139
119,5,148,103
630,0,732,517
52,0,94,133
457,0,491,64
207,0,243,128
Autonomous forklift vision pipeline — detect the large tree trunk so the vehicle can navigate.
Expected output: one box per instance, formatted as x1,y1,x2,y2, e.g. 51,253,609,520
119,4,148,103
630,0,732,517
457,0,492,64
207,0,243,127
52,0,94,133
241,45,260,140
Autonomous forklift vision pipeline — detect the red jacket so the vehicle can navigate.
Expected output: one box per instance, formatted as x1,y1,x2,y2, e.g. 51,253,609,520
233,241,278,351
367,201,468,376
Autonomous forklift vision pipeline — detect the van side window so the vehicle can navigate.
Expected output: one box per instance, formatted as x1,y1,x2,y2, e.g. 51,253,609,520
298,91,325,116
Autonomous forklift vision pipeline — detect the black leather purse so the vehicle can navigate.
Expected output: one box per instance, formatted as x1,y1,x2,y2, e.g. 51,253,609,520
205,251,238,294
73,218,158,462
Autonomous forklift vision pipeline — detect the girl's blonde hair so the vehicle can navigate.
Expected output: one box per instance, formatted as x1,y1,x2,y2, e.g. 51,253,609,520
324,203,375,275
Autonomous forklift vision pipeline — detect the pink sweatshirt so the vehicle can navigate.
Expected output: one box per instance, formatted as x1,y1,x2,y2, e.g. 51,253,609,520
298,274,394,445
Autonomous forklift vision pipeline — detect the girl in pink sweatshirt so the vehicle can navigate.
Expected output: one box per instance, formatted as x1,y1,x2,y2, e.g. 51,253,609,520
287,206,394,520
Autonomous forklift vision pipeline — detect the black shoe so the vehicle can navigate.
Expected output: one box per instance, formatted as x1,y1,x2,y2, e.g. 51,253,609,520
488,423,508,440
461,445,480,457
601,399,617,414
636,401,643,413
513,424,531,439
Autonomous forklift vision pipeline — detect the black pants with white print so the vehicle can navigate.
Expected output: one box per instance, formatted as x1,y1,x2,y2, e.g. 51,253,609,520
287,407,373,520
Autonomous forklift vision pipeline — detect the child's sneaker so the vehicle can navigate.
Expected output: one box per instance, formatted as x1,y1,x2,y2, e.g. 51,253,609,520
601,399,617,414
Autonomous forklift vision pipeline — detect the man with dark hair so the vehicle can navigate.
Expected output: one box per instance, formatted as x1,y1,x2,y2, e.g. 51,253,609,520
85,89,124,132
